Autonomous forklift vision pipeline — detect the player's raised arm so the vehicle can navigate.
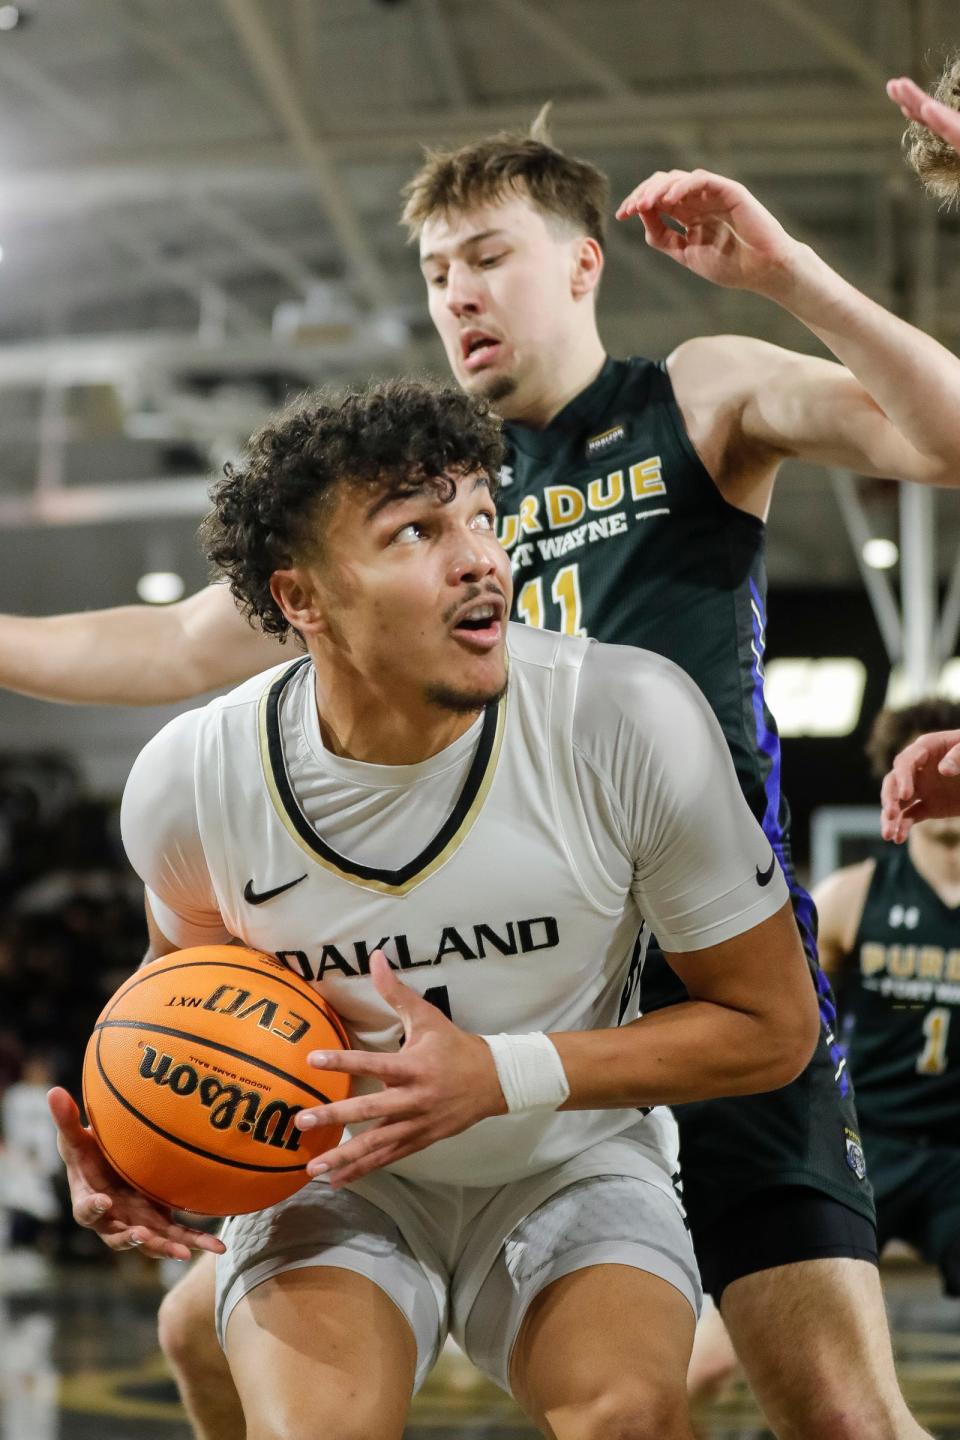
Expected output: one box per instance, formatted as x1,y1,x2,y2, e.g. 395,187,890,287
618,169,960,497
0,581,288,706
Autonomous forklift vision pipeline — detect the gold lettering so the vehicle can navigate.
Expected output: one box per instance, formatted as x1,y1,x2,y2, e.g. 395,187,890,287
860,943,886,977
946,950,960,982
497,514,519,551
545,485,586,529
918,947,945,980
889,945,916,978
588,470,625,512
519,495,542,535
630,456,666,500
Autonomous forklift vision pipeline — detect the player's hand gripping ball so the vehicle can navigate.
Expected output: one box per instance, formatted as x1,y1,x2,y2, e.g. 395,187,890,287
82,946,350,1215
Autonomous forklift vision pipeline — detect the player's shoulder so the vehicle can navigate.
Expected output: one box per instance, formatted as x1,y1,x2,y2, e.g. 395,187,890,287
505,620,571,669
574,638,724,789
814,858,877,918
582,637,715,727
667,334,801,397
212,653,307,712
505,626,715,750
131,656,302,775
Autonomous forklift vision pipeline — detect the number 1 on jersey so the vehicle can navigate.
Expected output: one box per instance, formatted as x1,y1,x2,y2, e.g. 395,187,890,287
423,985,453,1021
917,1006,951,1075
517,563,586,637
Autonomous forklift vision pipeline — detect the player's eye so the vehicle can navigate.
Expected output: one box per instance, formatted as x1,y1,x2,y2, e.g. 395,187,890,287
426,272,447,288
392,521,427,544
478,253,506,269
472,510,496,530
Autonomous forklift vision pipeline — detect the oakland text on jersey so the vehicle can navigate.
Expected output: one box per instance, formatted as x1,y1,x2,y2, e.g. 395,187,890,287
275,914,561,982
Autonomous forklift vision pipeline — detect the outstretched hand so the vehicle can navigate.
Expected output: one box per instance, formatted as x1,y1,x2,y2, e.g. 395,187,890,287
880,729,960,842
47,1086,226,1262
616,168,799,297
887,76,960,153
295,951,506,1188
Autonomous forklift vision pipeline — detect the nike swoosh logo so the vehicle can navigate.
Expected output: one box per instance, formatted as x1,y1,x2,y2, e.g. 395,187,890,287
243,874,308,906
756,854,776,887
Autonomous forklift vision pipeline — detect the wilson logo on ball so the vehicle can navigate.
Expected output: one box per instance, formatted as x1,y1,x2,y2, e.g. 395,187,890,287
138,1045,304,1151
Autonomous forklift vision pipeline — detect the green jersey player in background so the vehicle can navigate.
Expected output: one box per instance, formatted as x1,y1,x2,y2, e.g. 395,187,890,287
820,699,960,1299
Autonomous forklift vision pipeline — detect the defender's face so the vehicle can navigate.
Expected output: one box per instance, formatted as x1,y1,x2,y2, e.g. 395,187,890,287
315,471,512,713
420,195,584,414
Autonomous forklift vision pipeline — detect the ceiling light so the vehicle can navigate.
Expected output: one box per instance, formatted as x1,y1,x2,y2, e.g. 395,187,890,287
765,658,867,737
862,537,899,570
0,7,23,30
137,571,185,605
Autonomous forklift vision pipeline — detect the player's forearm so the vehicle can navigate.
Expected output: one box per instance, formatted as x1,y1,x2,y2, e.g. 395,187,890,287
0,608,199,704
0,604,253,705
552,996,818,1110
768,244,960,481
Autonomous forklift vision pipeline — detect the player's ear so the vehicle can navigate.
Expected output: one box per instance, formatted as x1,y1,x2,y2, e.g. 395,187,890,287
571,235,603,300
270,567,329,637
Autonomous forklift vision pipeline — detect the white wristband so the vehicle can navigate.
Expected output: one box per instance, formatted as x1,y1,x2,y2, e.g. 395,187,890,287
481,1032,571,1114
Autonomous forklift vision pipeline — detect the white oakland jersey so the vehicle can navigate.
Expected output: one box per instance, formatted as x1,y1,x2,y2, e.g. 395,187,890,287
122,624,788,1188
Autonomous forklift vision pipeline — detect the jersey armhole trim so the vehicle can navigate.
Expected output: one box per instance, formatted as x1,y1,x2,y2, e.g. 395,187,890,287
656,358,766,533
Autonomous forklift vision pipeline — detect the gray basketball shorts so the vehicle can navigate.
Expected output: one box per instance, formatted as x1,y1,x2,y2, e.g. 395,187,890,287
215,1149,700,1395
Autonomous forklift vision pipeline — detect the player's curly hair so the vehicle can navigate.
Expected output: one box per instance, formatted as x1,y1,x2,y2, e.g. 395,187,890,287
905,53,960,204
401,104,609,246
200,378,504,640
865,697,960,778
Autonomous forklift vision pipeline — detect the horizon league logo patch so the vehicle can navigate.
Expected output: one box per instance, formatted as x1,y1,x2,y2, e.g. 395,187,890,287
843,1126,867,1181
585,422,628,459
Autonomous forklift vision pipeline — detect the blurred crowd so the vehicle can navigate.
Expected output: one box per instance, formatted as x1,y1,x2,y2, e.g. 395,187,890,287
0,753,146,1269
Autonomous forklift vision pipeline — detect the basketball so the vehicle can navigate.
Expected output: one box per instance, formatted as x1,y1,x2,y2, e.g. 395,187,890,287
81,946,351,1216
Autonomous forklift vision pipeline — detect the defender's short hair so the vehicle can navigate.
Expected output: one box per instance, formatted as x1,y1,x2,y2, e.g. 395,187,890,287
906,53,960,204
201,378,504,640
401,105,609,245
865,697,960,778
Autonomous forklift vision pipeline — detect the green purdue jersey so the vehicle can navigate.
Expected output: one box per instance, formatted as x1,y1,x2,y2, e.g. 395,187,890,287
843,847,960,1142
501,355,839,1047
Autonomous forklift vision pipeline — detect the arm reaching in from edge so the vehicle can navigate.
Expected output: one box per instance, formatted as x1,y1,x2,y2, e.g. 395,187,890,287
0,582,289,706
616,169,960,515
881,729,960,841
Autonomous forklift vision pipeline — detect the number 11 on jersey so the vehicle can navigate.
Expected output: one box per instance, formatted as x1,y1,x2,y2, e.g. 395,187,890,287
917,1006,951,1076
517,563,587,637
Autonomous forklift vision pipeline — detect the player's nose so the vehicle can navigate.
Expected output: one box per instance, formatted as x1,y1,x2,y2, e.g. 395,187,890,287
445,262,483,316
448,536,499,587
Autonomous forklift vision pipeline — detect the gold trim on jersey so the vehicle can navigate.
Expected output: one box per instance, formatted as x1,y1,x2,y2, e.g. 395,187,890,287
256,657,507,897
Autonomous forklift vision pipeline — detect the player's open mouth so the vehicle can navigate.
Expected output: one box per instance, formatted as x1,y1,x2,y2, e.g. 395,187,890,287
461,330,502,372
451,598,505,651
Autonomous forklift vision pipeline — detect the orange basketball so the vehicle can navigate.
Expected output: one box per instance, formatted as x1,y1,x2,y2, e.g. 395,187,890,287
82,946,351,1216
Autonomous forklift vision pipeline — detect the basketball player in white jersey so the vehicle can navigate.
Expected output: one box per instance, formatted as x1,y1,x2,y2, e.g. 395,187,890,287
51,379,815,1439
28,101,960,1433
